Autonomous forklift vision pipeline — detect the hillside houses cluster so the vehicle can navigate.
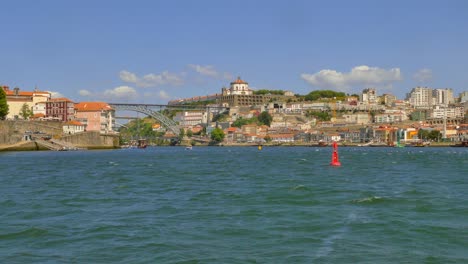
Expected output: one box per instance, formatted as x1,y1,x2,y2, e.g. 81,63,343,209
170,78,468,144
1,85,115,135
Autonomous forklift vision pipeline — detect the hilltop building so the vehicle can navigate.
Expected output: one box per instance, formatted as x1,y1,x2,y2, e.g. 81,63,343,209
222,77,253,96
219,77,265,107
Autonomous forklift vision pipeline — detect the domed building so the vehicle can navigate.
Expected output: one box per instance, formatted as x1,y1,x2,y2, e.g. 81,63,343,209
220,77,266,107
222,77,253,96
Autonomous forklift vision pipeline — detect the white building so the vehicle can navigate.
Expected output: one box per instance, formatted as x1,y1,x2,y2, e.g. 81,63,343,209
63,120,86,135
431,105,461,119
374,112,407,123
174,111,206,126
32,101,47,117
361,88,378,104
433,88,454,106
342,113,371,124
407,87,433,109
458,91,468,103
221,77,253,96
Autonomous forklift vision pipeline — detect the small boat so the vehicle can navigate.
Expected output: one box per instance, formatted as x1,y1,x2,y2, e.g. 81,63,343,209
137,139,147,149
408,140,430,147
451,140,468,147
318,140,328,147
357,141,373,147
185,145,193,150
369,142,389,147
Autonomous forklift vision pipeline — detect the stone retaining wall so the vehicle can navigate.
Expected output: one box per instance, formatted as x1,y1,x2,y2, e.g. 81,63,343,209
1,120,119,150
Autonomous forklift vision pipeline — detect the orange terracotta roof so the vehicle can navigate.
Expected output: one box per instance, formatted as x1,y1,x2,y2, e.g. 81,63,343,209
5,91,34,96
65,120,84,126
268,133,294,138
230,76,248,85
33,113,45,118
49,97,73,102
4,89,50,96
75,102,113,111
226,127,237,132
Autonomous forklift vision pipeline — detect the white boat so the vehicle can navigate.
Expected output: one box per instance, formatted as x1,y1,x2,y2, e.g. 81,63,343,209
357,141,373,147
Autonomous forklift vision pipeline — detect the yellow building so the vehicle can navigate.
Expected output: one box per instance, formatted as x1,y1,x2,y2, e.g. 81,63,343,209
2,86,51,119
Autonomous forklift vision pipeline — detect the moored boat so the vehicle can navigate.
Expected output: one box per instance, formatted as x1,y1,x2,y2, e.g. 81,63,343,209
451,140,468,147
137,139,147,149
408,140,430,147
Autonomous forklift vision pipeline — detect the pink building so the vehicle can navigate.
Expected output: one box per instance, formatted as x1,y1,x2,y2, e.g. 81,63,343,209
74,102,115,133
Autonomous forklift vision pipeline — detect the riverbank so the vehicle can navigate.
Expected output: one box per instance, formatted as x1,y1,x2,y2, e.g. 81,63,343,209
1,140,462,151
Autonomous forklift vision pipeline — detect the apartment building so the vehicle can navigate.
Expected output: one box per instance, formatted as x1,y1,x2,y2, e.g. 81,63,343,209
407,87,433,108
173,111,206,126
45,97,75,121
74,102,115,133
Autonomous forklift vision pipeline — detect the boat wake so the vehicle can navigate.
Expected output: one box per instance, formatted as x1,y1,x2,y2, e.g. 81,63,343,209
351,196,385,204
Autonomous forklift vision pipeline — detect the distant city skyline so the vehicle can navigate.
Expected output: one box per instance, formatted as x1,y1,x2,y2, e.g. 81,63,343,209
1,0,467,103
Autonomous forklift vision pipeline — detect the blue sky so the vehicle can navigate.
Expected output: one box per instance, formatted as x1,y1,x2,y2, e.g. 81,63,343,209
1,0,468,103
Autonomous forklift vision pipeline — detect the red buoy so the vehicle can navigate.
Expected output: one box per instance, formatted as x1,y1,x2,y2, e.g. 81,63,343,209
330,141,341,166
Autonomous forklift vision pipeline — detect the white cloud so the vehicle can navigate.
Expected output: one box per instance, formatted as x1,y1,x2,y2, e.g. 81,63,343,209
413,68,433,83
103,86,137,100
158,90,170,100
188,64,219,77
119,70,184,87
119,70,138,83
188,64,233,80
223,72,233,80
48,91,64,98
78,89,91,96
301,65,402,90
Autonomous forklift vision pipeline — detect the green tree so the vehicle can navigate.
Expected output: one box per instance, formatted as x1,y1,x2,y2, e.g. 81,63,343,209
264,135,272,142
179,128,185,140
186,129,193,137
0,88,9,120
258,111,273,126
19,103,33,119
231,117,250,128
253,89,285,95
305,110,331,121
210,127,225,142
418,129,430,140
303,90,346,101
428,130,442,140
213,111,229,122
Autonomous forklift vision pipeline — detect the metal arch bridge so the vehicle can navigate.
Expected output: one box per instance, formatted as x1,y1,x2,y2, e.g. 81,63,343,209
109,103,181,134
108,103,229,135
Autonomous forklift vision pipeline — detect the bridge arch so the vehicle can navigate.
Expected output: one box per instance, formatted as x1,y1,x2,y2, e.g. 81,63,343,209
109,104,181,135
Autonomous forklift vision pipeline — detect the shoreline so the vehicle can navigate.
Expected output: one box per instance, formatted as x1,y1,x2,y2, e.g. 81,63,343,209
0,141,463,152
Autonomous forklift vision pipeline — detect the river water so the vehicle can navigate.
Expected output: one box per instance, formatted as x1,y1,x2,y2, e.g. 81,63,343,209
1,146,467,263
